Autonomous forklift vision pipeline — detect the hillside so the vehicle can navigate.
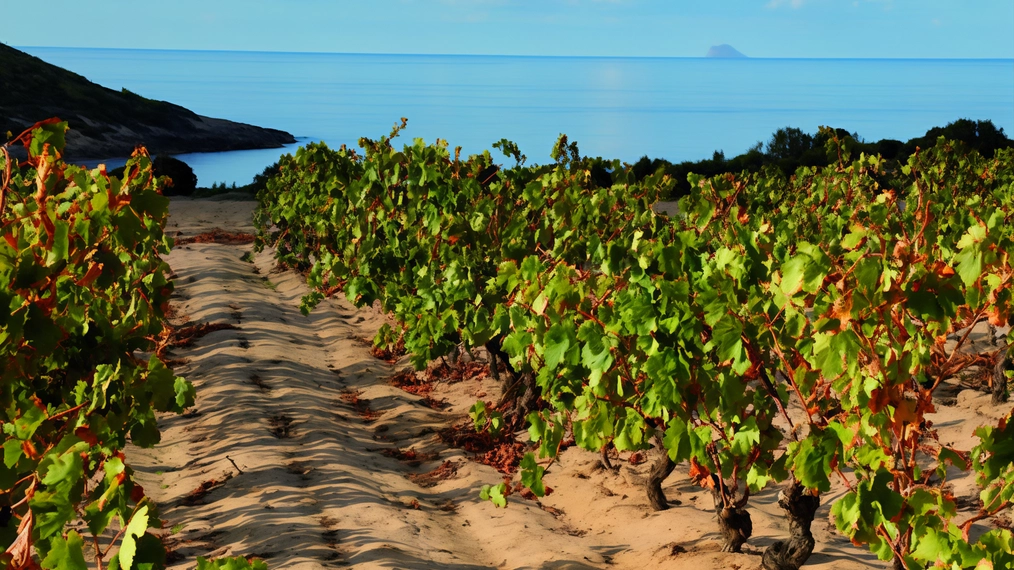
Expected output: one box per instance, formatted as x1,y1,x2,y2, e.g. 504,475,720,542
0,44,295,157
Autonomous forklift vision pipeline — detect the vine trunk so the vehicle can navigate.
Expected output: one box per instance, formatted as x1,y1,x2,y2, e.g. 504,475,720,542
761,480,820,570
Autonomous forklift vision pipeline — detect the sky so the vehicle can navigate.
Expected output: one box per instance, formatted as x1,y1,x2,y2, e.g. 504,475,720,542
3,0,1013,58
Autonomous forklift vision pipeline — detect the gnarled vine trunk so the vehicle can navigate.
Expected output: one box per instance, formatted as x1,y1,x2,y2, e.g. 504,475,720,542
761,480,820,570
993,344,1012,405
711,479,752,553
508,371,540,426
601,442,617,471
488,350,501,383
486,338,540,428
646,437,676,510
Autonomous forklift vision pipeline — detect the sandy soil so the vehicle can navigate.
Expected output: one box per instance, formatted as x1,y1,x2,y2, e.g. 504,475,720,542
126,197,1010,570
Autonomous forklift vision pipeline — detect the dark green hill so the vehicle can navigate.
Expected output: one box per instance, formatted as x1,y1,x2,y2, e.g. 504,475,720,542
0,44,295,157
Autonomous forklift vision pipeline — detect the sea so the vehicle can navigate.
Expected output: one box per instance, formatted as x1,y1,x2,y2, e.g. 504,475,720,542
19,47,1014,187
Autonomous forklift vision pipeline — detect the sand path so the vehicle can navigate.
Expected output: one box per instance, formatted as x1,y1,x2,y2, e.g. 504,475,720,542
127,197,1006,570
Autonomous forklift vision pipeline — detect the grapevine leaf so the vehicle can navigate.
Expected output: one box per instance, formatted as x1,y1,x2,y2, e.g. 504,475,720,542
40,447,84,492
119,505,150,570
910,526,953,565
543,323,571,370
520,453,546,497
14,406,46,441
480,483,507,508
41,530,88,570
663,417,695,464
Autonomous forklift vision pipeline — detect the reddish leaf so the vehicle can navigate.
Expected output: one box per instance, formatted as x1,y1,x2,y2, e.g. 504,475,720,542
74,425,99,446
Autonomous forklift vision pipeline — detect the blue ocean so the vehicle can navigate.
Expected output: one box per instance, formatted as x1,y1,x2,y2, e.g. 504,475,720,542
19,47,1014,187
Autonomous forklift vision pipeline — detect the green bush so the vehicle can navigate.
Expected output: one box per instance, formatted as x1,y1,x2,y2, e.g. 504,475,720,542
153,154,198,196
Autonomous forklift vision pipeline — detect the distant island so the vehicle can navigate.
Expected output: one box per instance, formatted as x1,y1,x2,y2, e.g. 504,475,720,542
0,44,295,158
706,44,747,58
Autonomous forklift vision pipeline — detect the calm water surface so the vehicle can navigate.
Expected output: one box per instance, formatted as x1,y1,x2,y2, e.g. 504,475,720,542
21,47,1014,186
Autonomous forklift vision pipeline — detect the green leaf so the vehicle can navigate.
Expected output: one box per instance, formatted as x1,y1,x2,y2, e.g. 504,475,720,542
47,220,70,264
954,247,983,287
911,526,953,565
129,189,169,220
746,464,772,493
841,228,866,250
578,321,613,381
119,505,150,570
780,254,808,295
712,316,748,373
937,447,968,473
867,469,903,522
29,122,68,157
663,417,695,464
4,438,24,469
468,401,488,432
24,304,63,357
791,433,836,493
613,408,647,451
520,453,546,497
527,411,548,441
14,406,46,441
40,447,84,492
730,417,761,457
480,483,508,508
41,530,88,570
543,323,571,370
954,223,987,287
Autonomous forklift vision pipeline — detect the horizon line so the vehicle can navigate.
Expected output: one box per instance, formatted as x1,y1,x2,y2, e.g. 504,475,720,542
11,44,1014,62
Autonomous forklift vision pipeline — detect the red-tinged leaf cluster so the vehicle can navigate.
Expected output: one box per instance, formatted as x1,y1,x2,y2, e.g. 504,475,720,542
370,336,406,362
180,475,233,507
425,360,490,384
420,396,449,410
477,441,527,475
391,360,491,400
380,447,439,466
504,477,554,502
389,370,433,395
438,423,526,474
339,389,380,422
405,460,460,488
158,321,240,357
391,360,490,396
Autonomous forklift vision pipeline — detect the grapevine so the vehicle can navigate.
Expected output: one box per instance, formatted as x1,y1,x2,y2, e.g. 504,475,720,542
256,121,1014,569
0,121,257,570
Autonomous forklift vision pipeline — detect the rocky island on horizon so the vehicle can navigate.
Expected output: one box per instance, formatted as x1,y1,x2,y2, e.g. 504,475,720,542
0,43,295,159
706,44,748,58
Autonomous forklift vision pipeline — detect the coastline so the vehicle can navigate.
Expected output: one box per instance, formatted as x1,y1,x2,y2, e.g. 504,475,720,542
1,43,296,160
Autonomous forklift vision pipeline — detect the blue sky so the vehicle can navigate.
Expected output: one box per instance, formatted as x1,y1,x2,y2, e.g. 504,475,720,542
4,0,1013,58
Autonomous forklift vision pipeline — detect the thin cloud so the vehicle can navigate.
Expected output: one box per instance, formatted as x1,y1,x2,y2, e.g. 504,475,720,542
766,0,806,8
769,0,893,9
